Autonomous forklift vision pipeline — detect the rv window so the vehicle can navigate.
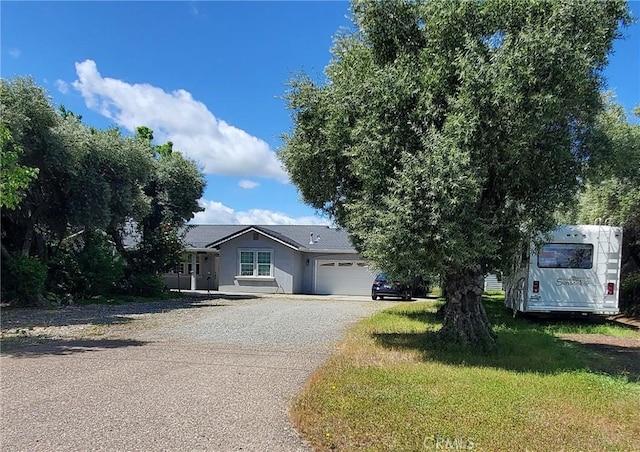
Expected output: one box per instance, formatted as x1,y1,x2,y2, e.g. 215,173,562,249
537,243,593,269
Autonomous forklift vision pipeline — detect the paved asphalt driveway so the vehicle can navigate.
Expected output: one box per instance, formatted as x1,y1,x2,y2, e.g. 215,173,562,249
1,296,391,451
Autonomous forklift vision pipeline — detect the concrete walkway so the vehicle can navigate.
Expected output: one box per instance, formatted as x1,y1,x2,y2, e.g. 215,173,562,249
1,297,391,451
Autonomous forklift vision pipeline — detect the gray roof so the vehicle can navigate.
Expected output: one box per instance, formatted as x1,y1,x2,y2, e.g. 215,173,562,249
183,225,357,252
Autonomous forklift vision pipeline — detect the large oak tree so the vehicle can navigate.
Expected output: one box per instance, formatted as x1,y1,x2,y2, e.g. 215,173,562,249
279,0,630,346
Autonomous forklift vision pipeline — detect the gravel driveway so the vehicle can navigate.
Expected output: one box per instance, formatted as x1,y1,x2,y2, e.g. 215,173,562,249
0,295,391,451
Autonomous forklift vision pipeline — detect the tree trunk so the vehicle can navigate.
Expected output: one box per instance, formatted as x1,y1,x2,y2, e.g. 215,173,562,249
20,205,43,257
437,265,497,348
21,223,34,256
1,241,10,261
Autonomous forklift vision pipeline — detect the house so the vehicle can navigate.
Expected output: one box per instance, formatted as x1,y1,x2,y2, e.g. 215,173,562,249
163,225,375,296
484,274,504,291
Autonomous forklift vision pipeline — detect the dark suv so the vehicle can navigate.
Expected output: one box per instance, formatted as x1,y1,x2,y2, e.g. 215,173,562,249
371,273,412,301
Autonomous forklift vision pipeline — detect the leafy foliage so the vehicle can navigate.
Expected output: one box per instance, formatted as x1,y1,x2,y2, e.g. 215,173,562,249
621,272,640,316
0,77,205,303
2,254,47,305
125,273,167,297
574,99,640,314
0,124,39,210
46,232,126,298
577,100,640,249
280,0,630,344
131,126,205,275
0,77,70,255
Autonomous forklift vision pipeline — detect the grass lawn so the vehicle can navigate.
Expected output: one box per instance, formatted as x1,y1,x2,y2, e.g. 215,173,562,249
291,295,640,451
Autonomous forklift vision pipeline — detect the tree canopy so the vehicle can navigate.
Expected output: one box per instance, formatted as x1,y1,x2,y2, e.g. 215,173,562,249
575,100,640,308
0,124,39,211
1,76,205,304
279,0,631,346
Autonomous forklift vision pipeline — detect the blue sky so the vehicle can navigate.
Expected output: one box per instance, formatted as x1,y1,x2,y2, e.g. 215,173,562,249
2,1,638,226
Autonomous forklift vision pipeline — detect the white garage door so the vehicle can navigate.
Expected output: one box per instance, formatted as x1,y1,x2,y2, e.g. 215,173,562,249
315,260,375,296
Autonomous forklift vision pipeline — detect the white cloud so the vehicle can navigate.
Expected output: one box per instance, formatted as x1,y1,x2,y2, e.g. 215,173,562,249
55,79,69,94
191,199,331,226
8,48,20,58
238,180,259,189
71,59,288,181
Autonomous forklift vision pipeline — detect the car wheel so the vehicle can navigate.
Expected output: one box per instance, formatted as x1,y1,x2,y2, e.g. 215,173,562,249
371,292,378,301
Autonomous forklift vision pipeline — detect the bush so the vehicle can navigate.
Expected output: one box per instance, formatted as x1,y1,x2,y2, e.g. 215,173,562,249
46,232,125,298
75,232,125,296
3,255,47,305
620,272,640,317
125,273,166,297
46,248,82,296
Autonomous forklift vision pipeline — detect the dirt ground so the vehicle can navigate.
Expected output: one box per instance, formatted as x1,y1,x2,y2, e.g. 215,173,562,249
557,333,640,380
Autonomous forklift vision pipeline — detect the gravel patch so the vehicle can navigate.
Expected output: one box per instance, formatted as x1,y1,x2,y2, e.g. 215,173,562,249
1,294,392,451
149,298,383,347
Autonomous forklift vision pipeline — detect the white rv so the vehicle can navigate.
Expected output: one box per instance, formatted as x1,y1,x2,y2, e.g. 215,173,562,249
504,225,623,315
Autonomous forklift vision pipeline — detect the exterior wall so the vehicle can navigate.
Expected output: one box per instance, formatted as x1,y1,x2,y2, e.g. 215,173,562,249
163,251,216,290
217,234,299,294
292,251,304,293
162,245,365,295
196,252,216,290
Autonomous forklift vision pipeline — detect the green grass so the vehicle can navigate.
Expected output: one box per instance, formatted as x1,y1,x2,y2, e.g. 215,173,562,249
292,296,640,451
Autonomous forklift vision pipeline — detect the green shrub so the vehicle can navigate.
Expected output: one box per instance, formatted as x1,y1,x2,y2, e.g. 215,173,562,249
621,272,640,316
46,248,82,295
3,255,47,305
47,232,125,298
75,232,125,296
126,273,166,297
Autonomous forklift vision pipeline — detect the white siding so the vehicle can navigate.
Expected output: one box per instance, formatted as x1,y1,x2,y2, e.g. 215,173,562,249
217,234,297,294
484,274,504,291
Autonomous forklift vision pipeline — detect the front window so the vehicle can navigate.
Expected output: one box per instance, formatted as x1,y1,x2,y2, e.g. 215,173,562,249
257,251,271,276
238,249,273,277
240,251,254,276
537,243,593,269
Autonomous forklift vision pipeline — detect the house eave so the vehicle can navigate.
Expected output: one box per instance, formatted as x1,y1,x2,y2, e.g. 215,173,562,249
205,226,301,251
302,249,359,254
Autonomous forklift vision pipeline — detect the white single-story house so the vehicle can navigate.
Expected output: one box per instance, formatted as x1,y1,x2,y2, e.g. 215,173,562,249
163,225,376,296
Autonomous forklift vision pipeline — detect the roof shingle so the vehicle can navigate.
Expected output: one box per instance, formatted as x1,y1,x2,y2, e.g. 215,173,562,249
183,224,356,252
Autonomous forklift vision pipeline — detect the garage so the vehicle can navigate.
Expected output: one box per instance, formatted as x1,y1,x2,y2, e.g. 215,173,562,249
314,259,376,296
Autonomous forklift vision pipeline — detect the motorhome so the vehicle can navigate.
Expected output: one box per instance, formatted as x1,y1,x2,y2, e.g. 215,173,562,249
504,225,623,315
